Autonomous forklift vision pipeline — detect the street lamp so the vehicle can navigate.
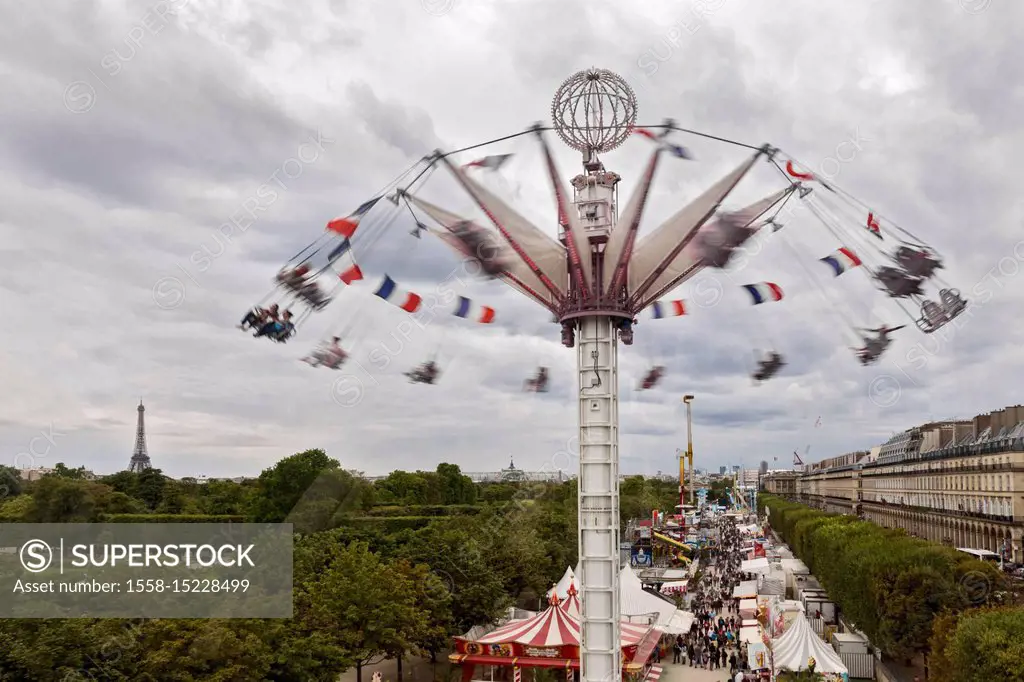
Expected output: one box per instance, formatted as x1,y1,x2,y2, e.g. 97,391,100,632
682,395,695,506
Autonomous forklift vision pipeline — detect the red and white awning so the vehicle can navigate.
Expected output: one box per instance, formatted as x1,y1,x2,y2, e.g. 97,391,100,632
645,665,663,682
620,620,654,646
477,601,581,647
473,600,653,648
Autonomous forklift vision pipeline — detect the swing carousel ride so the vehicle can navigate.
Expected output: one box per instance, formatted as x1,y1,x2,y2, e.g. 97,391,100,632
237,68,967,682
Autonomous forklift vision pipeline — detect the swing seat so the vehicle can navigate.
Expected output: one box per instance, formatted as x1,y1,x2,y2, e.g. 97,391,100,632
915,300,948,334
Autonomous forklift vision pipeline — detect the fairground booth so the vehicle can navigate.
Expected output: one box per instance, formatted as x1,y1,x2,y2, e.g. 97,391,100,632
450,587,663,682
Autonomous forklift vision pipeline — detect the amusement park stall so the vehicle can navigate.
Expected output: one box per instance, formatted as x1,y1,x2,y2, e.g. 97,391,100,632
450,594,663,682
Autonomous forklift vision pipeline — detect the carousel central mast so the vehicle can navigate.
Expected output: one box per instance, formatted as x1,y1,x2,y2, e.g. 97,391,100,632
550,68,637,682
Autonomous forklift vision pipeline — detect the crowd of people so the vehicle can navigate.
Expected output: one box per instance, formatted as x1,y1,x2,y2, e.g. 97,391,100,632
657,515,763,682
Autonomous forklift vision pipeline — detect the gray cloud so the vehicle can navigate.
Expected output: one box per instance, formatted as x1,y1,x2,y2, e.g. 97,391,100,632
1,0,1020,479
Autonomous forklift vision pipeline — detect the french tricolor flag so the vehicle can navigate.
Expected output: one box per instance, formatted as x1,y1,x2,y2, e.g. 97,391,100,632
819,247,862,277
326,197,380,239
651,299,686,319
742,282,784,305
373,275,422,313
461,154,513,171
326,239,364,285
453,296,495,324
633,128,692,159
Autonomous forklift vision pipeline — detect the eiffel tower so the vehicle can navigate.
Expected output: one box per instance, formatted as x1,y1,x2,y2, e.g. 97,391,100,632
129,400,152,473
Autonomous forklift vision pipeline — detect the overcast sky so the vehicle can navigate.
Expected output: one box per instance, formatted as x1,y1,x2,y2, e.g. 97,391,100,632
2,0,1022,479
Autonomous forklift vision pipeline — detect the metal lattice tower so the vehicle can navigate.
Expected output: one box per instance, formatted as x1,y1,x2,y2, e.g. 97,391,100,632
129,400,152,473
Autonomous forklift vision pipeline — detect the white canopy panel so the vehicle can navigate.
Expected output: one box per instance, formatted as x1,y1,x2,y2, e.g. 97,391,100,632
447,163,567,301
602,150,660,292
733,580,759,599
629,152,762,305
741,557,771,574
771,616,848,675
620,565,677,625
404,193,558,309
660,610,696,635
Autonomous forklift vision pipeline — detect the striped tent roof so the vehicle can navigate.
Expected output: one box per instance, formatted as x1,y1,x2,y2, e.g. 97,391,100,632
619,620,654,646
477,598,581,647
560,582,581,620
474,598,653,648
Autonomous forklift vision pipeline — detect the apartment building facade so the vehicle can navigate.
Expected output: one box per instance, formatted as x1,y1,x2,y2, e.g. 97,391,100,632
763,405,1024,563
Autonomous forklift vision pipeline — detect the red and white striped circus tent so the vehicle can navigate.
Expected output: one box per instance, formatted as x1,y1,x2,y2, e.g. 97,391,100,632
478,594,581,647
451,593,661,681
475,594,652,649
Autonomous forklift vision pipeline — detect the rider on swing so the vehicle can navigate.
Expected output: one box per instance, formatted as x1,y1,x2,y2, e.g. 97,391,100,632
524,367,549,392
639,366,664,390
408,360,440,384
254,309,295,342
752,351,785,382
240,303,279,331
303,337,348,369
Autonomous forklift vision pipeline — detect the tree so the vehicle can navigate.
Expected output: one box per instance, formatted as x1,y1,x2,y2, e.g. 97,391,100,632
373,470,444,505
198,479,253,516
136,468,168,510
436,463,477,505
0,465,23,499
389,560,453,681
0,494,33,522
27,478,140,522
297,541,434,682
286,468,373,532
100,471,139,497
48,462,88,479
251,449,340,522
940,607,1024,681
397,522,511,633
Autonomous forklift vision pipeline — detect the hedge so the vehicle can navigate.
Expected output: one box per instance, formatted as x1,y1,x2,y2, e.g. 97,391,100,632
337,516,436,533
363,504,481,517
98,514,245,523
758,495,1004,661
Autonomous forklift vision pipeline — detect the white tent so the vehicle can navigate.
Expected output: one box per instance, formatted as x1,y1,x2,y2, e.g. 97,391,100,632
733,580,758,599
620,566,677,625
781,558,809,574
741,557,771,574
549,566,575,599
758,569,787,597
771,615,848,675
661,610,696,635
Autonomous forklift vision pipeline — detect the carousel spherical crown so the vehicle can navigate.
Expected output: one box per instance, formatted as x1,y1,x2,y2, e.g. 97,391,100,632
551,68,638,154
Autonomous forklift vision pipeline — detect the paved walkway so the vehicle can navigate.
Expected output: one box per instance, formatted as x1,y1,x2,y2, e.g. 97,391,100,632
660,660,736,682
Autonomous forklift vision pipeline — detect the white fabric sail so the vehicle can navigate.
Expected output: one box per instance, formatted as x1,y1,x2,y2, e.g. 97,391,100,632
635,184,789,310
447,161,568,299
403,193,559,309
537,132,592,294
628,151,763,303
603,150,661,294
